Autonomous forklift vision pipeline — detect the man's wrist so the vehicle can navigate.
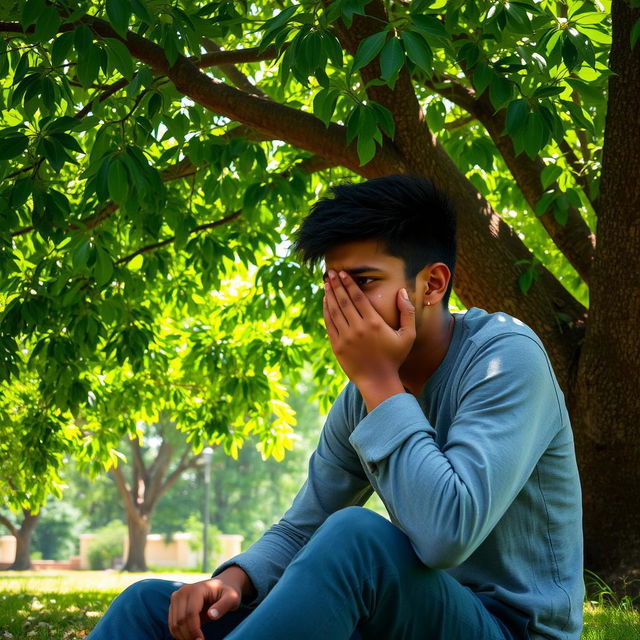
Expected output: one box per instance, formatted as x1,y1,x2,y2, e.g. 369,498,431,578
218,565,256,600
356,372,405,413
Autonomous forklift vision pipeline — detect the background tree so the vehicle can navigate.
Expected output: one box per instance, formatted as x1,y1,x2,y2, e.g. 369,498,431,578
0,0,638,587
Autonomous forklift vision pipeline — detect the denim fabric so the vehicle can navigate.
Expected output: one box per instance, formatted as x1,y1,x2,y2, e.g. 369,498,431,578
89,507,523,640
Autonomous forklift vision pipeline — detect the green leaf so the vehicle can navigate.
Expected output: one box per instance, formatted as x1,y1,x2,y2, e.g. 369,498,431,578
523,111,546,159
313,87,339,126
322,31,343,67
33,6,61,42
73,241,91,270
505,99,529,134
9,179,32,208
0,133,29,160
561,100,595,135
426,100,446,132
356,133,376,166
21,0,45,29
370,102,395,138
106,0,132,37
534,190,557,215
147,92,162,120
631,17,640,50
107,156,130,204
263,6,298,34
541,165,562,189
518,269,535,295
51,31,73,66
489,76,513,110
379,37,405,83
401,31,433,75
77,44,101,88
352,31,387,71
50,132,83,154
74,24,94,56
472,63,493,96
94,247,114,286
532,85,564,99
105,38,134,80
410,14,449,40
561,33,579,69
457,42,480,67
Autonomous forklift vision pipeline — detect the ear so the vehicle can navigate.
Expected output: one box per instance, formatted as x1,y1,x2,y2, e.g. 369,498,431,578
416,263,451,307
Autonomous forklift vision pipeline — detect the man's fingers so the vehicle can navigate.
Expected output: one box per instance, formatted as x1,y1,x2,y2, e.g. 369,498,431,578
324,280,349,332
323,296,339,339
397,288,416,338
328,271,363,323
169,586,206,640
337,271,378,320
207,587,241,621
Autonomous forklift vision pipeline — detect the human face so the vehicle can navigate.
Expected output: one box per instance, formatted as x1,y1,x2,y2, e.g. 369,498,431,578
323,239,412,331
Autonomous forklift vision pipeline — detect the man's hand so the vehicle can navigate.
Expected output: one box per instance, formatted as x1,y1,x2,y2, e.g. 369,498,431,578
168,566,253,640
323,270,415,410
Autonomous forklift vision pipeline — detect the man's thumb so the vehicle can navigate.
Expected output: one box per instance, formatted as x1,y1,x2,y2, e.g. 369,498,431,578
397,288,415,333
208,589,241,620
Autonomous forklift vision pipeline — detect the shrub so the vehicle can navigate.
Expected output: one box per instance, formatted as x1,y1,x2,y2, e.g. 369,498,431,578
87,520,127,570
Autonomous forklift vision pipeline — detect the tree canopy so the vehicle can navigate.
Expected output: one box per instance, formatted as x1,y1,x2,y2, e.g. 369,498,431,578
1,0,639,584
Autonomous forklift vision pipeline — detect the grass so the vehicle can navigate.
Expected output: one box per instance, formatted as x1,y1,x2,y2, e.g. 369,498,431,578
0,571,638,639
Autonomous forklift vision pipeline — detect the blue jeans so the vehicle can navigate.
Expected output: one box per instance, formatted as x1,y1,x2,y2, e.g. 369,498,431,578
88,507,528,640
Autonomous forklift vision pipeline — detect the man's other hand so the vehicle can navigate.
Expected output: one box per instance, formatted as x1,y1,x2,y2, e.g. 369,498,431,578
168,566,253,640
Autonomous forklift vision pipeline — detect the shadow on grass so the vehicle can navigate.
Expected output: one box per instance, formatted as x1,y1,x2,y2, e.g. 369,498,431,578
0,590,116,639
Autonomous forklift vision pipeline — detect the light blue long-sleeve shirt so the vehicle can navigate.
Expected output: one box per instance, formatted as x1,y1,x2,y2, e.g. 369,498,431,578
216,308,584,640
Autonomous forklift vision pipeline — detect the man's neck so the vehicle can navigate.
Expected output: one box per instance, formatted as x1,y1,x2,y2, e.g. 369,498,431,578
399,308,455,397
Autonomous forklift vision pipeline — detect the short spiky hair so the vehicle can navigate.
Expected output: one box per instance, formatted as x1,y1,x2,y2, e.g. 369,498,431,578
293,175,457,305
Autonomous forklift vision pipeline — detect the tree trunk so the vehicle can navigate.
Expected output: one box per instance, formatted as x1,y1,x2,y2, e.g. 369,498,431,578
8,510,40,571
123,512,150,572
574,0,640,590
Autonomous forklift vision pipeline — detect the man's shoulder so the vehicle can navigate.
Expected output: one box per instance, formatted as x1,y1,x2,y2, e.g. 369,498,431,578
458,307,543,351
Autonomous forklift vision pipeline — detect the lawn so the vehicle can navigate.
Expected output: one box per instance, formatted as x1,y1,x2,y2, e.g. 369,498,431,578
0,571,638,639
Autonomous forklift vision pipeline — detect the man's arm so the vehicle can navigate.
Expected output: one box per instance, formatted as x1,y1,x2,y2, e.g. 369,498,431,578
168,384,372,638
323,268,566,568
348,334,564,568
212,383,372,602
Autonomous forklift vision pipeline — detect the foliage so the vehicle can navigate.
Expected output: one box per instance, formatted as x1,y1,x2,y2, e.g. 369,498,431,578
31,498,86,561
86,519,127,570
0,0,638,579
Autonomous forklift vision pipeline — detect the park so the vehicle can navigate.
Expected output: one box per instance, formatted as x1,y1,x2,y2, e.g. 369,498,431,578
0,0,639,638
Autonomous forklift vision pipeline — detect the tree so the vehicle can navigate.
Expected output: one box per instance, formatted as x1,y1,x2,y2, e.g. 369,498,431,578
0,508,40,570
109,417,203,571
0,0,638,585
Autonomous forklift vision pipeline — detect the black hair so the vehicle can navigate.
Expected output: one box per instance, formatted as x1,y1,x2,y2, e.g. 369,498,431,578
293,175,457,305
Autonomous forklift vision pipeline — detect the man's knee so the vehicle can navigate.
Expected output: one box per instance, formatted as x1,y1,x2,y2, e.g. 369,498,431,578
311,507,405,553
117,578,179,610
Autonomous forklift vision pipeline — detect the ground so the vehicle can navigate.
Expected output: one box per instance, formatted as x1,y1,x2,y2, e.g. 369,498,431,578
0,571,637,639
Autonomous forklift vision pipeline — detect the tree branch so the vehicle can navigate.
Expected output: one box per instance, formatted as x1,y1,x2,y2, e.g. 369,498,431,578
157,444,202,501
116,209,243,265
426,74,595,284
80,16,404,176
0,514,18,538
129,437,147,505
110,464,138,521
194,45,279,69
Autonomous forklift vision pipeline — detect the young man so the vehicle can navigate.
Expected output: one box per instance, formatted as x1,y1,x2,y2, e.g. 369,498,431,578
88,175,583,640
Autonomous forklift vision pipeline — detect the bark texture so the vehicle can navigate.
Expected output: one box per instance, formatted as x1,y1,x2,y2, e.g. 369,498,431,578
8,510,40,571
575,0,640,587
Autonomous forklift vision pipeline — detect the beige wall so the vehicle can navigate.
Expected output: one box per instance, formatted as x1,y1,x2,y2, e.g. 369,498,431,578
79,532,243,570
0,536,16,564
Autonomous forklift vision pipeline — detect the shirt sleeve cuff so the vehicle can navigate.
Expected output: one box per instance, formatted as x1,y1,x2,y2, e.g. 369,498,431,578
348,393,435,466
212,553,267,608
